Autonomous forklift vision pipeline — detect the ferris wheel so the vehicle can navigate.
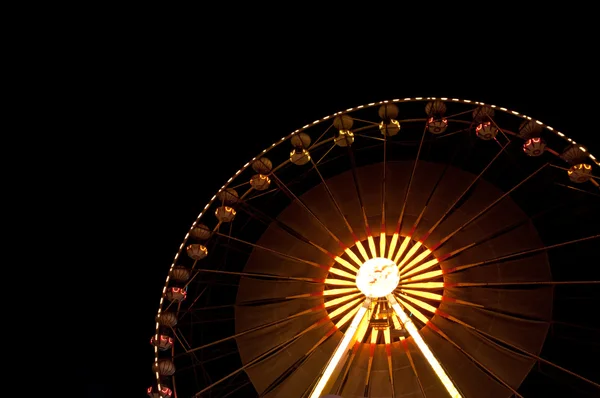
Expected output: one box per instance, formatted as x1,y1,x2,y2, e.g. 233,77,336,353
148,97,600,398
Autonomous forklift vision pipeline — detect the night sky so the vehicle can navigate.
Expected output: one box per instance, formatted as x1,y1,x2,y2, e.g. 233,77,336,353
76,37,599,397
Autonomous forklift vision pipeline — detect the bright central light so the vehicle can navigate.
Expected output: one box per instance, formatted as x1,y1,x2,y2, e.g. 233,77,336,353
355,257,400,298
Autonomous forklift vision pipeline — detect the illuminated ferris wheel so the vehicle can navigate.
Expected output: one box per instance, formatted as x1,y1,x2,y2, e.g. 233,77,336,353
148,97,600,398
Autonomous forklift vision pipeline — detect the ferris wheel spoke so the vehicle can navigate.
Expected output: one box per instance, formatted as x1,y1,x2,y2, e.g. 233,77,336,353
343,146,376,259
430,162,549,252
400,199,581,281
411,142,509,251
269,172,347,247
308,124,335,148
232,198,360,274
308,298,372,398
401,213,533,280
405,149,460,243
362,328,379,396
434,309,600,390
400,337,427,397
386,294,463,397
259,323,341,397
426,319,525,397
380,128,388,258
309,157,364,246
213,231,329,271
192,268,323,283
245,186,280,202
180,302,325,357
554,182,600,196
193,315,330,397
387,125,428,260
438,234,600,279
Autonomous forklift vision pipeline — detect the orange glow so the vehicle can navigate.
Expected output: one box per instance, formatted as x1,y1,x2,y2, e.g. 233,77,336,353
334,256,359,273
344,247,363,267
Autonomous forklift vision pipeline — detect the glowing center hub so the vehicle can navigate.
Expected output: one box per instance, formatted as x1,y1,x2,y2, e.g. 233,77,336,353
355,257,400,298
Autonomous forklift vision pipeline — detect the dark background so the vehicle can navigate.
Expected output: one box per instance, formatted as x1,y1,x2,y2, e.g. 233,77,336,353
73,28,599,397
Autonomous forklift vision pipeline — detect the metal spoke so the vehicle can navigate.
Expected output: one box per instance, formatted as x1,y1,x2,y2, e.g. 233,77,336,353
400,337,426,397
426,320,525,397
309,157,364,249
434,309,600,390
181,302,324,357
346,145,377,258
381,126,388,257
213,231,328,270
269,172,346,247
193,315,330,396
388,125,428,259
431,162,549,252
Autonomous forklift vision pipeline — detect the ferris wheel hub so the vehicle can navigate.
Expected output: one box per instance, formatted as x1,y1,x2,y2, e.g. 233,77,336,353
355,257,400,298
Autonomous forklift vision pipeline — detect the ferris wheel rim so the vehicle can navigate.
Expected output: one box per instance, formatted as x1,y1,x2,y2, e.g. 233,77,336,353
150,97,599,398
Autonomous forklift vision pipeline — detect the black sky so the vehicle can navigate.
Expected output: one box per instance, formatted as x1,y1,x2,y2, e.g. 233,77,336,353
73,32,600,397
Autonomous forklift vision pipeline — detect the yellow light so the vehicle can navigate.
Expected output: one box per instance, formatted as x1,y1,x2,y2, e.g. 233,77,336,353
383,328,391,345
323,287,359,296
393,236,411,264
345,248,363,267
387,295,462,398
404,269,443,282
335,304,361,329
397,240,421,266
327,267,356,279
355,241,370,262
400,248,432,274
325,292,362,308
399,282,444,289
400,293,438,314
309,299,371,398
325,278,356,286
334,256,359,273
396,297,430,325
401,258,439,279
368,235,377,258
380,232,386,258
370,328,379,344
400,289,442,301
328,297,363,319
356,257,400,298
391,313,402,329
387,233,399,259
